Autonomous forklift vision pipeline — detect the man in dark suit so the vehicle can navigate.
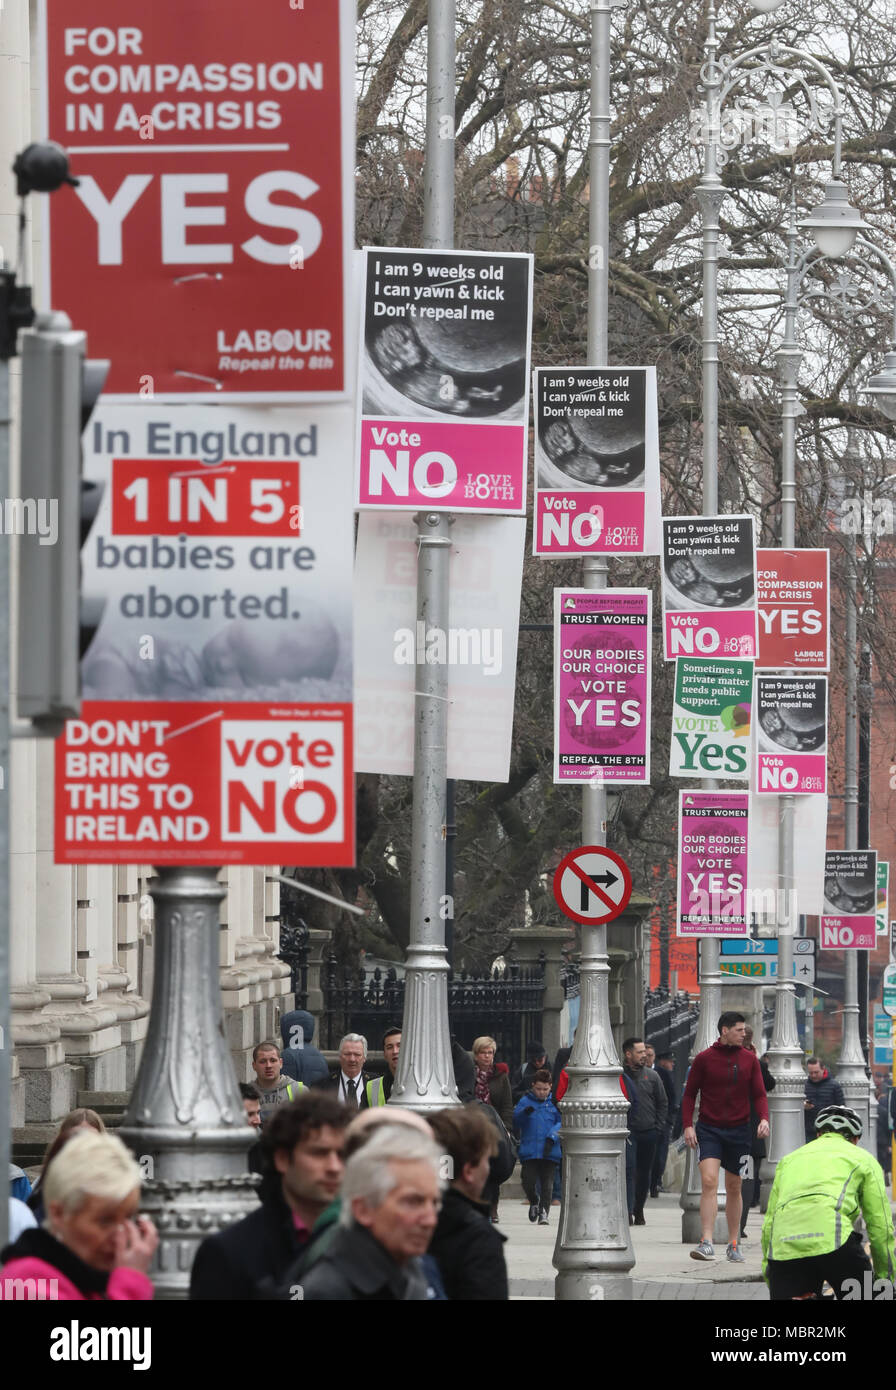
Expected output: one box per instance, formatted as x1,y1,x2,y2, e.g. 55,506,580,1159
318,1032,372,1109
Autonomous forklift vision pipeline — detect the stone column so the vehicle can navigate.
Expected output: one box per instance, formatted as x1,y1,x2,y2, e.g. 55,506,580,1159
508,924,571,1061
219,866,291,1081
9,739,70,1121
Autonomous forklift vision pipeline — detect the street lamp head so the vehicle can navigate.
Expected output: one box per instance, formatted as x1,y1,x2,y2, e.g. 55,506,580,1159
799,180,869,259
746,0,787,11
864,351,896,423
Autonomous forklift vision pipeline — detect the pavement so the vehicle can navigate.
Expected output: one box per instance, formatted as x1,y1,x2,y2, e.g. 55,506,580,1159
501,1185,771,1300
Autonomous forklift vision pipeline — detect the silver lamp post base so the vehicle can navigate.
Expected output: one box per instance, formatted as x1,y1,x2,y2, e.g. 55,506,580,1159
118,867,258,1300
553,925,634,1299
390,940,459,1112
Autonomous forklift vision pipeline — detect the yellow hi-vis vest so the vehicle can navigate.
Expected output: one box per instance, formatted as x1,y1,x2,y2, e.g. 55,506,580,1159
366,1077,387,1107
285,1082,304,1101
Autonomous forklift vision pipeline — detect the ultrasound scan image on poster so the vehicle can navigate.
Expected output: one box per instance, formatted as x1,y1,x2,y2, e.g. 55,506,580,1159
536,372,646,490
663,520,755,612
361,251,530,423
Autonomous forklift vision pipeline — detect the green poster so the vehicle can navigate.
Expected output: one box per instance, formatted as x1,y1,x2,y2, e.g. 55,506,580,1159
670,657,753,780
876,861,889,936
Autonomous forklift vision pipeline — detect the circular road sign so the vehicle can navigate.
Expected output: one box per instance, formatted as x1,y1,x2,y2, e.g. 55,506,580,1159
553,845,633,926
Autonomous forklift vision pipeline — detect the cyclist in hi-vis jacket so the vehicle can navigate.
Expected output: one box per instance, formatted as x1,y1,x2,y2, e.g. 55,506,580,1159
762,1105,895,1301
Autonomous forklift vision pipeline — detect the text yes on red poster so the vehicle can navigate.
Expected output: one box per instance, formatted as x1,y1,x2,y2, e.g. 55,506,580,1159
39,0,354,399
677,790,749,937
756,549,829,670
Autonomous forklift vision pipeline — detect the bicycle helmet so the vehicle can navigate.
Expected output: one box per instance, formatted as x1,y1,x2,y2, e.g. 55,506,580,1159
814,1104,863,1138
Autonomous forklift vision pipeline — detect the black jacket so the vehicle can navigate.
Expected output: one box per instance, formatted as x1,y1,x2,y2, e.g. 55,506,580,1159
189,1174,308,1300
428,1189,508,1301
654,1065,677,1127
299,1223,431,1301
316,1069,374,1108
804,1069,845,1138
623,1065,668,1133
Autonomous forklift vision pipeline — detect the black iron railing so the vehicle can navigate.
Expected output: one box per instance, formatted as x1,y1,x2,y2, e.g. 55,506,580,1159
319,951,546,1073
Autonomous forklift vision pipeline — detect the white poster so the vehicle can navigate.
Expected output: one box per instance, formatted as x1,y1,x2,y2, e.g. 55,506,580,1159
747,793,827,919
353,513,525,781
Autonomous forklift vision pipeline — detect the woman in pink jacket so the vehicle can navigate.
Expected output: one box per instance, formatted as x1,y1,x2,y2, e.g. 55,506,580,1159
1,1129,157,1300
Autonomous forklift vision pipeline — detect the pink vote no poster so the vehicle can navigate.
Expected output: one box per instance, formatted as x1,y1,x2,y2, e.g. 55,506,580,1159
677,790,749,937
553,588,651,784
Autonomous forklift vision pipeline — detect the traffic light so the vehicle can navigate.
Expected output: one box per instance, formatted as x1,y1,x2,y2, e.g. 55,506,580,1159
17,314,108,735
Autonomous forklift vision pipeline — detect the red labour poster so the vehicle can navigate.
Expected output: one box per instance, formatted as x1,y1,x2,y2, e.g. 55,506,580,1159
755,549,829,671
39,0,354,399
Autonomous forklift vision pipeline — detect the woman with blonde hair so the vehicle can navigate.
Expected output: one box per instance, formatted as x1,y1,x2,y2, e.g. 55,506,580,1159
1,1129,157,1300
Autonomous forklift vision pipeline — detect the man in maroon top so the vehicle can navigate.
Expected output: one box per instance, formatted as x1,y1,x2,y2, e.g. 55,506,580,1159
682,1011,770,1264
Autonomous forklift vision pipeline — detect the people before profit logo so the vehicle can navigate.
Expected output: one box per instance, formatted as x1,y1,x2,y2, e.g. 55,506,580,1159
393,622,502,675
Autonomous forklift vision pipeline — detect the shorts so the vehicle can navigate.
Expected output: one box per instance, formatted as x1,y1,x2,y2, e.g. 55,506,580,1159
694,1121,752,1176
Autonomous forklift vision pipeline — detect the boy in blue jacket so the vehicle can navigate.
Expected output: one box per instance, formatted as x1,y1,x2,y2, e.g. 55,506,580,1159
513,1068,562,1226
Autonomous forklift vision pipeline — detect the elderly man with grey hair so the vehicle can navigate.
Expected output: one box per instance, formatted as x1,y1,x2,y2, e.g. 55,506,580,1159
318,1033,372,1109
298,1127,443,1300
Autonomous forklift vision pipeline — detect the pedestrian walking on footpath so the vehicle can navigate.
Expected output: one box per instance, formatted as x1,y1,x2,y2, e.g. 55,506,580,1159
649,1049,678,1197
682,1011,769,1264
622,1037,668,1225
298,1127,443,1301
252,1040,306,1124
27,1107,107,1226
762,1105,894,1300
363,1026,402,1107
317,1033,373,1109
1,1130,157,1301
278,1008,330,1087
803,1057,845,1141
190,1090,349,1299
472,1035,515,1223
427,1106,509,1300
513,1068,561,1226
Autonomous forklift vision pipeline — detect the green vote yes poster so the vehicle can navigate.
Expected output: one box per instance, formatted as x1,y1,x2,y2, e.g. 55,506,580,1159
670,658,753,780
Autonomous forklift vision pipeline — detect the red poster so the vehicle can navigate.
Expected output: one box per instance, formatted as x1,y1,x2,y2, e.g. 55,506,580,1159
55,701,354,864
756,549,829,670
40,0,353,399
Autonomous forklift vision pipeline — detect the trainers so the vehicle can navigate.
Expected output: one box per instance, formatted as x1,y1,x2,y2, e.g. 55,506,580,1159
537,1209,549,1226
528,1202,539,1223
690,1239,715,1261
726,1242,745,1263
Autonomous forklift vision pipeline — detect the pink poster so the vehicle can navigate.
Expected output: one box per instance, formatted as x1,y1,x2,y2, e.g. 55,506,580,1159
662,516,757,661
820,850,877,949
553,588,651,784
755,675,827,795
677,790,749,937
533,367,661,556
356,248,533,513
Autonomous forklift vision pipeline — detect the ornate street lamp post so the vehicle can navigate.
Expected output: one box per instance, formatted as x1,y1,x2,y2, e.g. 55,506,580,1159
683,0,864,1239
